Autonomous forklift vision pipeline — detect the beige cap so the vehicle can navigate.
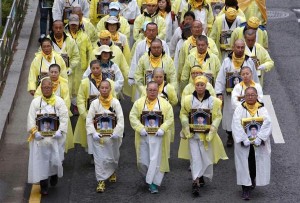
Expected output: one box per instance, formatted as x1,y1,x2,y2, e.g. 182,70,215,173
68,14,79,25
94,45,114,58
105,16,120,25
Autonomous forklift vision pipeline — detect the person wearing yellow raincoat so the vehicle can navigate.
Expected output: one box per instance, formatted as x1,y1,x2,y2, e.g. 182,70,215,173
243,29,274,86
209,7,245,61
89,30,130,97
216,0,246,20
27,38,67,96
105,16,131,65
230,16,268,50
134,39,177,100
96,2,131,41
181,35,220,90
180,0,214,34
237,0,267,26
179,75,228,196
181,66,216,102
133,0,166,41
129,81,174,194
49,20,81,98
72,5,98,44
65,14,93,96
34,64,74,153
178,20,219,83
74,60,116,161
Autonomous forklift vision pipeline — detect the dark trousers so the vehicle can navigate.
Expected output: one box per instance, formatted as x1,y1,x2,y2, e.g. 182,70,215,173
39,1,53,35
242,144,256,190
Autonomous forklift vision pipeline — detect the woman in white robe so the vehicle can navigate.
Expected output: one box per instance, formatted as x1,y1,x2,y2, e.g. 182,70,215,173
27,78,68,195
232,86,272,200
86,80,124,193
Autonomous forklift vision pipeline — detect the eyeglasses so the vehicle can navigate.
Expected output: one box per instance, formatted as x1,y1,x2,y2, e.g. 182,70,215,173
245,94,257,98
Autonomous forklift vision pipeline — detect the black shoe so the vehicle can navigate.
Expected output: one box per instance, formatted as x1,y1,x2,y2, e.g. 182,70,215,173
50,175,58,187
226,133,233,147
40,179,49,195
199,176,205,187
242,187,250,200
192,182,200,196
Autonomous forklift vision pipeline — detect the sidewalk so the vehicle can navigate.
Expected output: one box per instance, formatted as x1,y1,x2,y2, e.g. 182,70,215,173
0,0,39,202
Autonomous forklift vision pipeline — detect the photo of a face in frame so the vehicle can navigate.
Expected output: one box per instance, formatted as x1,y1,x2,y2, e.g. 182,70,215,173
145,115,158,128
40,117,55,132
231,76,241,88
193,113,207,125
97,117,113,130
247,124,260,140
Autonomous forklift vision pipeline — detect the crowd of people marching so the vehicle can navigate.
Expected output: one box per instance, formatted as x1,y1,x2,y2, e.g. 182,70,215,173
27,0,273,200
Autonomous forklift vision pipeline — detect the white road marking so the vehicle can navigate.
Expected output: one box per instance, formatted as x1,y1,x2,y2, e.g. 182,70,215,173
298,19,300,23
263,95,285,144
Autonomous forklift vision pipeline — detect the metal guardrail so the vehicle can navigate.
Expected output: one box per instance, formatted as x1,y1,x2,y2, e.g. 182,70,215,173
0,0,27,83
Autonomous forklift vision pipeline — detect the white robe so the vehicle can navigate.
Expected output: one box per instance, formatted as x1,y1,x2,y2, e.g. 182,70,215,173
86,98,124,181
232,104,272,186
119,0,141,20
27,96,68,183
214,57,259,131
174,39,185,74
189,95,214,180
169,27,182,57
52,0,90,21
231,83,263,110
138,102,164,186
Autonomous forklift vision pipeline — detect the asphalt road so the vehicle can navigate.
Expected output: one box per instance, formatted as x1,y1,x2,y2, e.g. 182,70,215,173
1,0,300,202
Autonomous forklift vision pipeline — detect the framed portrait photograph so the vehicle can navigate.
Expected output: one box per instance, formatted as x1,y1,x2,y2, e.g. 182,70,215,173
220,30,232,51
41,0,54,8
97,1,110,18
63,6,72,24
242,117,264,143
250,56,261,76
226,72,242,93
94,113,116,136
36,113,59,136
87,95,98,110
102,69,115,81
61,53,69,67
140,111,164,135
189,108,212,133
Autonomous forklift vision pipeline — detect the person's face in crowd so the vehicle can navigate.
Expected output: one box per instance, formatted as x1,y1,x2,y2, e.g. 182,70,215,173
191,21,203,37
150,41,163,57
245,34,256,48
197,116,205,124
43,121,51,130
146,4,158,15
99,81,111,97
241,68,252,84
245,88,258,105
153,72,164,85
101,51,111,62
91,63,102,77
100,37,111,45
145,24,158,40
158,0,167,11
69,23,79,33
233,77,240,86
41,80,53,98
52,21,64,39
148,118,156,126
147,83,159,101
183,16,194,25
49,67,60,81
107,23,118,33
233,40,245,58
250,127,257,136
196,40,208,54
195,82,206,95
41,41,52,55
191,70,202,79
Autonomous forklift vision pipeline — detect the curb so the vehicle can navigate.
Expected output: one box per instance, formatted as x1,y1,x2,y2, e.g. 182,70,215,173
0,0,38,140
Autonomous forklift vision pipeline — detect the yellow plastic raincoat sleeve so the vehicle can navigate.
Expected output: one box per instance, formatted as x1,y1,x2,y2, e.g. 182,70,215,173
77,78,89,119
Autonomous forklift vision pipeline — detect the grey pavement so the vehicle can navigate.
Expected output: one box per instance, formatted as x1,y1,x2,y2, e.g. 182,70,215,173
1,0,300,202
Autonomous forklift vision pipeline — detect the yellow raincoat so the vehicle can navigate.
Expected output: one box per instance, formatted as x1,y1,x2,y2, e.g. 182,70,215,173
34,76,74,152
81,17,98,44
129,96,174,172
178,94,228,163
27,51,67,92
